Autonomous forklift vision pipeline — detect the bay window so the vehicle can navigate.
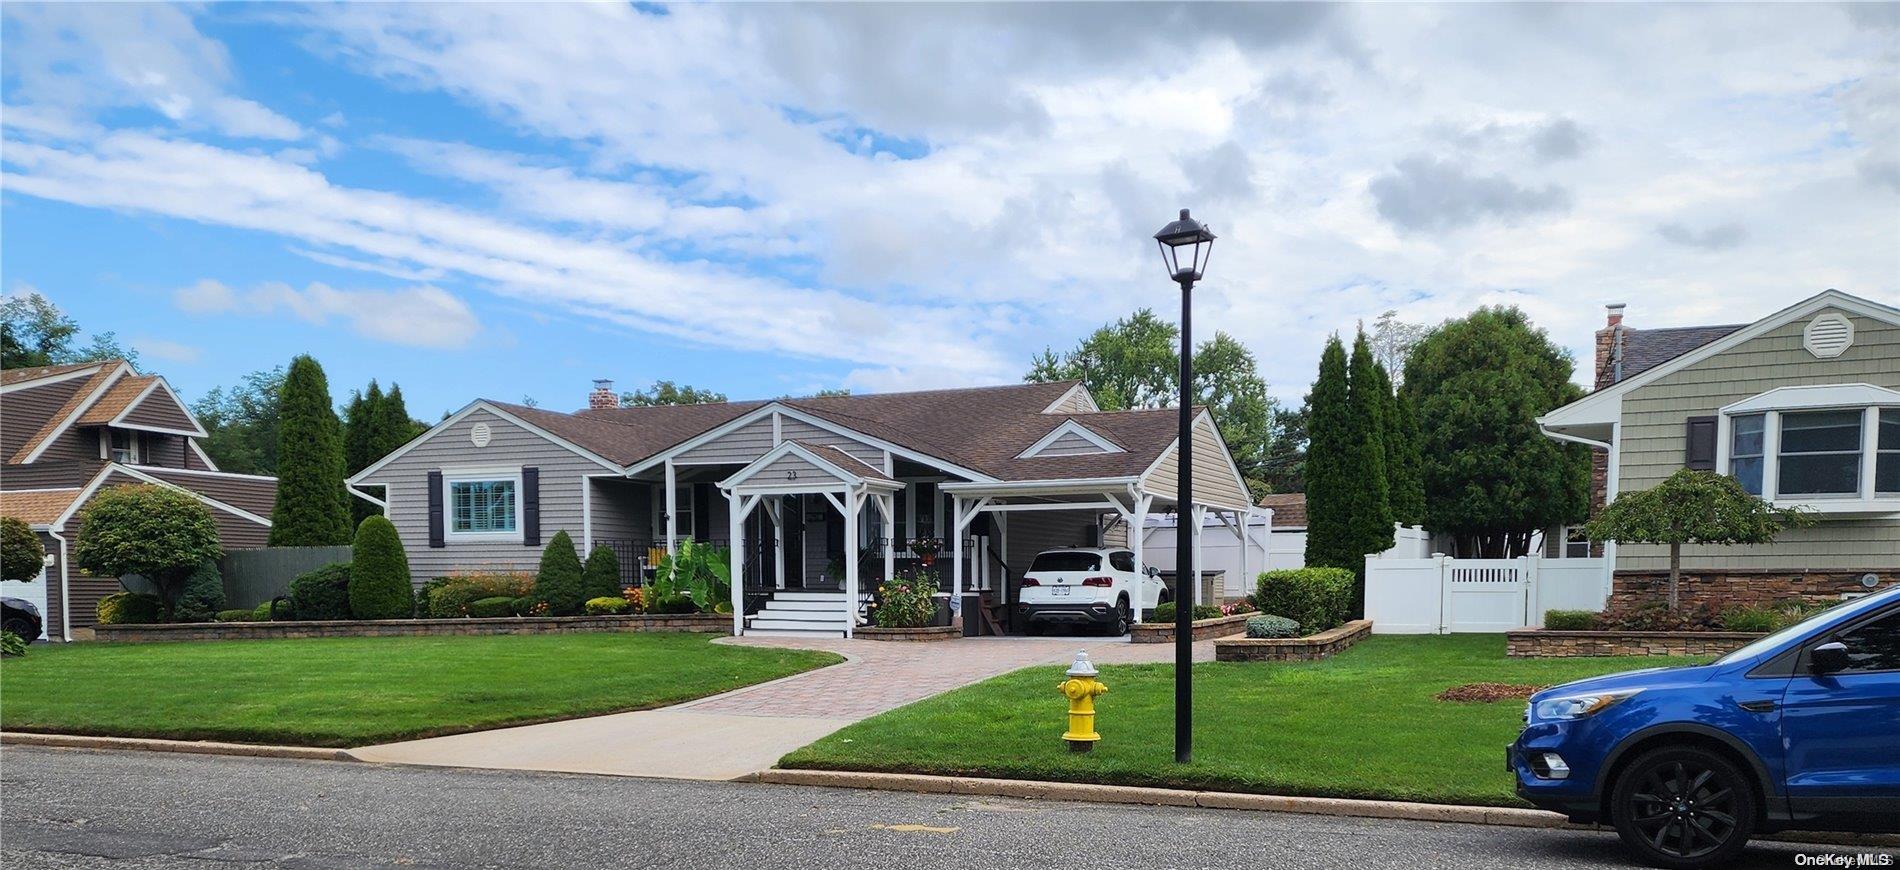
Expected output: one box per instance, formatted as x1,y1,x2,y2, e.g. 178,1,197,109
1719,384,1900,513
1777,410,1863,496
1729,414,1764,495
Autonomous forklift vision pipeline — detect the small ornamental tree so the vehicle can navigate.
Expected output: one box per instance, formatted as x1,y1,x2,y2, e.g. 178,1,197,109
1584,469,1813,610
73,485,222,621
534,531,586,616
2,516,45,583
581,544,622,603
348,516,414,619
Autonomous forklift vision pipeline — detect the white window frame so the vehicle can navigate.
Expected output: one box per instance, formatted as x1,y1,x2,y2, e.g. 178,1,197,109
100,428,139,464
1558,525,1592,559
443,466,524,541
1716,384,1900,516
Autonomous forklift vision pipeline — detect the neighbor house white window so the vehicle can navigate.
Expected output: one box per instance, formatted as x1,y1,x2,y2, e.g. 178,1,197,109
1718,384,1900,514
105,429,138,464
1560,526,1592,559
448,478,518,535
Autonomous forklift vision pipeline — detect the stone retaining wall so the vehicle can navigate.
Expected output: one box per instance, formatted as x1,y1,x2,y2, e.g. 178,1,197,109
1214,619,1372,662
856,625,961,642
1129,612,1252,644
94,613,730,643
1610,569,1893,613
1506,629,1763,658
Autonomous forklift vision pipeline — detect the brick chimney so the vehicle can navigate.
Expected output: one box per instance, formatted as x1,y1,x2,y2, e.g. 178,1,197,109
1593,303,1628,390
589,379,617,410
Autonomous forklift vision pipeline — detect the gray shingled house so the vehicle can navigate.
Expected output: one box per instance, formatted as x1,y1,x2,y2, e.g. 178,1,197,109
348,379,1256,637
0,359,277,639
1538,289,1899,609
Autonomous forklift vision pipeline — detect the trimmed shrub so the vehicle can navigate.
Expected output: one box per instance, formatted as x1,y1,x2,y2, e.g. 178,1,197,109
214,609,256,622
1246,615,1302,638
414,576,452,619
97,592,162,625
533,531,586,616
1543,610,1599,631
510,596,546,617
873,571,938,628
1153,602,1224,623
174,560,227,623
288,563,353,621
254,600,282,621
1251,568,1353,634
649,592,698,614
424,572,534,618
581,545,622,602
465,596,516,619
584,596,630,615
1,515,45,584
348,516,414,620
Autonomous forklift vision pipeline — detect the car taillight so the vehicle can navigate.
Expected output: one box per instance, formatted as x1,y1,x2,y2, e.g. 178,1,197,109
1019,578,1040,587
1082,576,1113,588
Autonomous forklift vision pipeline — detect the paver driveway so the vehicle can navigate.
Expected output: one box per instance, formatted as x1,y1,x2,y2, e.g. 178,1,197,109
352,633,1214,780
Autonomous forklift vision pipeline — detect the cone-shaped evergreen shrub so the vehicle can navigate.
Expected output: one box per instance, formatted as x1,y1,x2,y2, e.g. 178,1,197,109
349,515,414,619
174,560,227,623
581,544,622,602
270,355,351,545
534,531,586,615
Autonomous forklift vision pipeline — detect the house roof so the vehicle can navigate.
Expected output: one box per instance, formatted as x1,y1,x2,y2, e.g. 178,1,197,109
1256,492,1306,528
0,361,103,386
499,399,767,466
792,441,899,484
76,375,157,424
1615,324,1746,383
0,487,82,526
9,363,125,463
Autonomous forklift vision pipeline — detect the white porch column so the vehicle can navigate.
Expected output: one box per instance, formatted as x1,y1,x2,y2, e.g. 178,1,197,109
1129,491,1151,624
843,486,861,638
1190,504,1207,607
873,491,895,587
664,459,679,556
951,496,965,601
1236,509,1251,601
727,490,745,636
767,499,786,589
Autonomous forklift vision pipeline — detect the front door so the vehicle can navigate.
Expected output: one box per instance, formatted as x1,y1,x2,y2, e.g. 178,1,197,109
1780,604,1900,826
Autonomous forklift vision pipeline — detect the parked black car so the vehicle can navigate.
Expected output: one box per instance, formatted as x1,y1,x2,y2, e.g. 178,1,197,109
2,597,44,642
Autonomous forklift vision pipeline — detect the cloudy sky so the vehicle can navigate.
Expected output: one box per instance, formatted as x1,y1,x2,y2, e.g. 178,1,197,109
3,2,1895,417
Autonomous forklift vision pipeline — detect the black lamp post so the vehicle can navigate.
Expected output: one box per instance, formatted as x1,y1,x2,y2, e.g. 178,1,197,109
1153,208,1214,764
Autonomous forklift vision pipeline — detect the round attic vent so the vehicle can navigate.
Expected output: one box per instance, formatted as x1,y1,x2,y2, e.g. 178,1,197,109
1803,312,1854,358
470,422,492,447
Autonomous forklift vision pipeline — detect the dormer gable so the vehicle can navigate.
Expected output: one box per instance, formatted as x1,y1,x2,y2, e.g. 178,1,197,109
1016,419,1125,459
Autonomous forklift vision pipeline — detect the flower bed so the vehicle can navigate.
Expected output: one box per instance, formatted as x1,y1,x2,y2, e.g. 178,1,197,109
855,625,961,642
94,613,730,643
1128,612,1253,644
1506,629,1763,658
1213,619,1372,662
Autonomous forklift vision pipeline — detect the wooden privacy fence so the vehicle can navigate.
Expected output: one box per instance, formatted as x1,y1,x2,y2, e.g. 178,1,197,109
220,546,352,608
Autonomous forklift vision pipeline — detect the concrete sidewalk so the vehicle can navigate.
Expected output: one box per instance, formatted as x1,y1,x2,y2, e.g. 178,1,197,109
352,634,1214,780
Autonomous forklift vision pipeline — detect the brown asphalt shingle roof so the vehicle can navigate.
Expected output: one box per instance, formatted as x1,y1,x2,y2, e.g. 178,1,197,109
791,441,898,484
76,375,156,424
0,361,104,386
1615,325,1746,383
1256,492,1307,528
0,487,82,525
10,365,123,463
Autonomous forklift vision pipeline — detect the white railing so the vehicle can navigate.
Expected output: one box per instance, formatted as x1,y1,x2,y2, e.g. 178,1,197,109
1366,554,1608,634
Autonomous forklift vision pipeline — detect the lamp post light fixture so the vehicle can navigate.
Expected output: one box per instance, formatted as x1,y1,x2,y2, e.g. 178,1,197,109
1153,208,1214,764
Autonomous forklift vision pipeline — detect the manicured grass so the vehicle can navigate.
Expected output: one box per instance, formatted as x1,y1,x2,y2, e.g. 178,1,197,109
0,633,840,747
781,634,1705,807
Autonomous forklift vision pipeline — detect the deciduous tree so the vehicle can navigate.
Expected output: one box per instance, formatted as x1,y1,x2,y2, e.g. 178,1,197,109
621,381,728,406
74,484,222,621
1585,470,1810,609
191,367,285,475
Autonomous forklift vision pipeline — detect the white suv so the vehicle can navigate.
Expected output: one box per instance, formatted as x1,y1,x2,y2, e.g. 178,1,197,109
1017,547,1168,635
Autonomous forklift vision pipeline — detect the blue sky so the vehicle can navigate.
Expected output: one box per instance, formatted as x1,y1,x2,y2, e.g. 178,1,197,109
4,3,1896,419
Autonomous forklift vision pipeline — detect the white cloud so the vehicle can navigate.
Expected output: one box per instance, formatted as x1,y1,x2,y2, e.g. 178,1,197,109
173,278,482,350
132,338,202,364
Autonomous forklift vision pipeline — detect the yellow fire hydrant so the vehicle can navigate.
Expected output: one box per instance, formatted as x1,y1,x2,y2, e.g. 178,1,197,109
1057,651,1107,752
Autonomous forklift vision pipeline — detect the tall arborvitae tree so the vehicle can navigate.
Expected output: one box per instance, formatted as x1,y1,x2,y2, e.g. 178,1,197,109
1345,331,1395,571
270,355,351,546
1389,386,1427,526
376,384,425,451
1303,337,1354,571
343,380,385,526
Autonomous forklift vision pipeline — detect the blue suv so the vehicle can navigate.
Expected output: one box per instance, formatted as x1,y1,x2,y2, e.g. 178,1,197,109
1510,584,1900,868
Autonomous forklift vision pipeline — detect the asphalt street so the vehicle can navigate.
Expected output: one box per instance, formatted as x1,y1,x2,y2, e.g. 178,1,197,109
1,746,1889,869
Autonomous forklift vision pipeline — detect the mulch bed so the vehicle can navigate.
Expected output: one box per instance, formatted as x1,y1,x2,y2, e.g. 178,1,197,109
1435,683,1547,703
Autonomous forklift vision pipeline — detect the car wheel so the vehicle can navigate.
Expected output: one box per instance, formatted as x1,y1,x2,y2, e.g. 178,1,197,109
2,615,37,641
1610,746,1756,870
1109,600,1130,636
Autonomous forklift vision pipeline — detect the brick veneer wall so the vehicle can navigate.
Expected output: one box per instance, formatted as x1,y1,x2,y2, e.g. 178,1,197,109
1508,630,1763,658
1129,612,1252,644
95,613,729,643
1609,569,1895,613
1213,619,1372,662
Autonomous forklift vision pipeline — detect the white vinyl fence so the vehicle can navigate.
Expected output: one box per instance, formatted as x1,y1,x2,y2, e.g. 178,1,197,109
1366,554,1608,634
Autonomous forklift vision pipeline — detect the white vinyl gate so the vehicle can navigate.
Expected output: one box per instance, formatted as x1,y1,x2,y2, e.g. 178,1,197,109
1365,555,1608,634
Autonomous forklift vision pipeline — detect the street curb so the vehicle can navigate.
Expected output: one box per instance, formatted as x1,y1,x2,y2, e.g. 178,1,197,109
1,731,357,762
745,769,1575,829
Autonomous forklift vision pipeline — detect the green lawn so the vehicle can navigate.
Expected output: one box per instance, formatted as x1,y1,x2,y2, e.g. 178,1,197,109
0,633,840,747
781,635,1704,807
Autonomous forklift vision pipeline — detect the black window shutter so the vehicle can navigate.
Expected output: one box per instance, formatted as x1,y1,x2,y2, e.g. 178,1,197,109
1684,416,1718,470
695,482,714,540
427,471,445,548
522,467,541,547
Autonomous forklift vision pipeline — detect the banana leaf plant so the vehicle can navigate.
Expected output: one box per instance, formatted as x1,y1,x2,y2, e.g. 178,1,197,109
651,540,733,614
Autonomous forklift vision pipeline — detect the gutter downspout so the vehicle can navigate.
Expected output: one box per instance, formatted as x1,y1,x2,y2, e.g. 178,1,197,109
47,529,71,643
345,482,388,513
1537,422,1620,604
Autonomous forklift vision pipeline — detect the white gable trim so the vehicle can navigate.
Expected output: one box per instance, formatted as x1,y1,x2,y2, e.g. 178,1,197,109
1041,383,1100,414
719,440,901,492
1720,383,1900,415
627,402,998,482
187,439,222,472
1016,419,1125,459
106,376,209,438
112,464,274,527
17,361,135,464
1541,290,1900,428
1132,410,1253,511
0,363,105,394
348,400,622,485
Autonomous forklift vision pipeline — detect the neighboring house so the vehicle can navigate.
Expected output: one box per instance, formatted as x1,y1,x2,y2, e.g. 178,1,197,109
1256,493,1309,571
1538,289,1899,608
348,379,1255,637
0,360,276,640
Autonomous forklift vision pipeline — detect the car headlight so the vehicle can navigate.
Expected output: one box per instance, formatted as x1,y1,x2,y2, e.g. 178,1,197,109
1533,689,1640,721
